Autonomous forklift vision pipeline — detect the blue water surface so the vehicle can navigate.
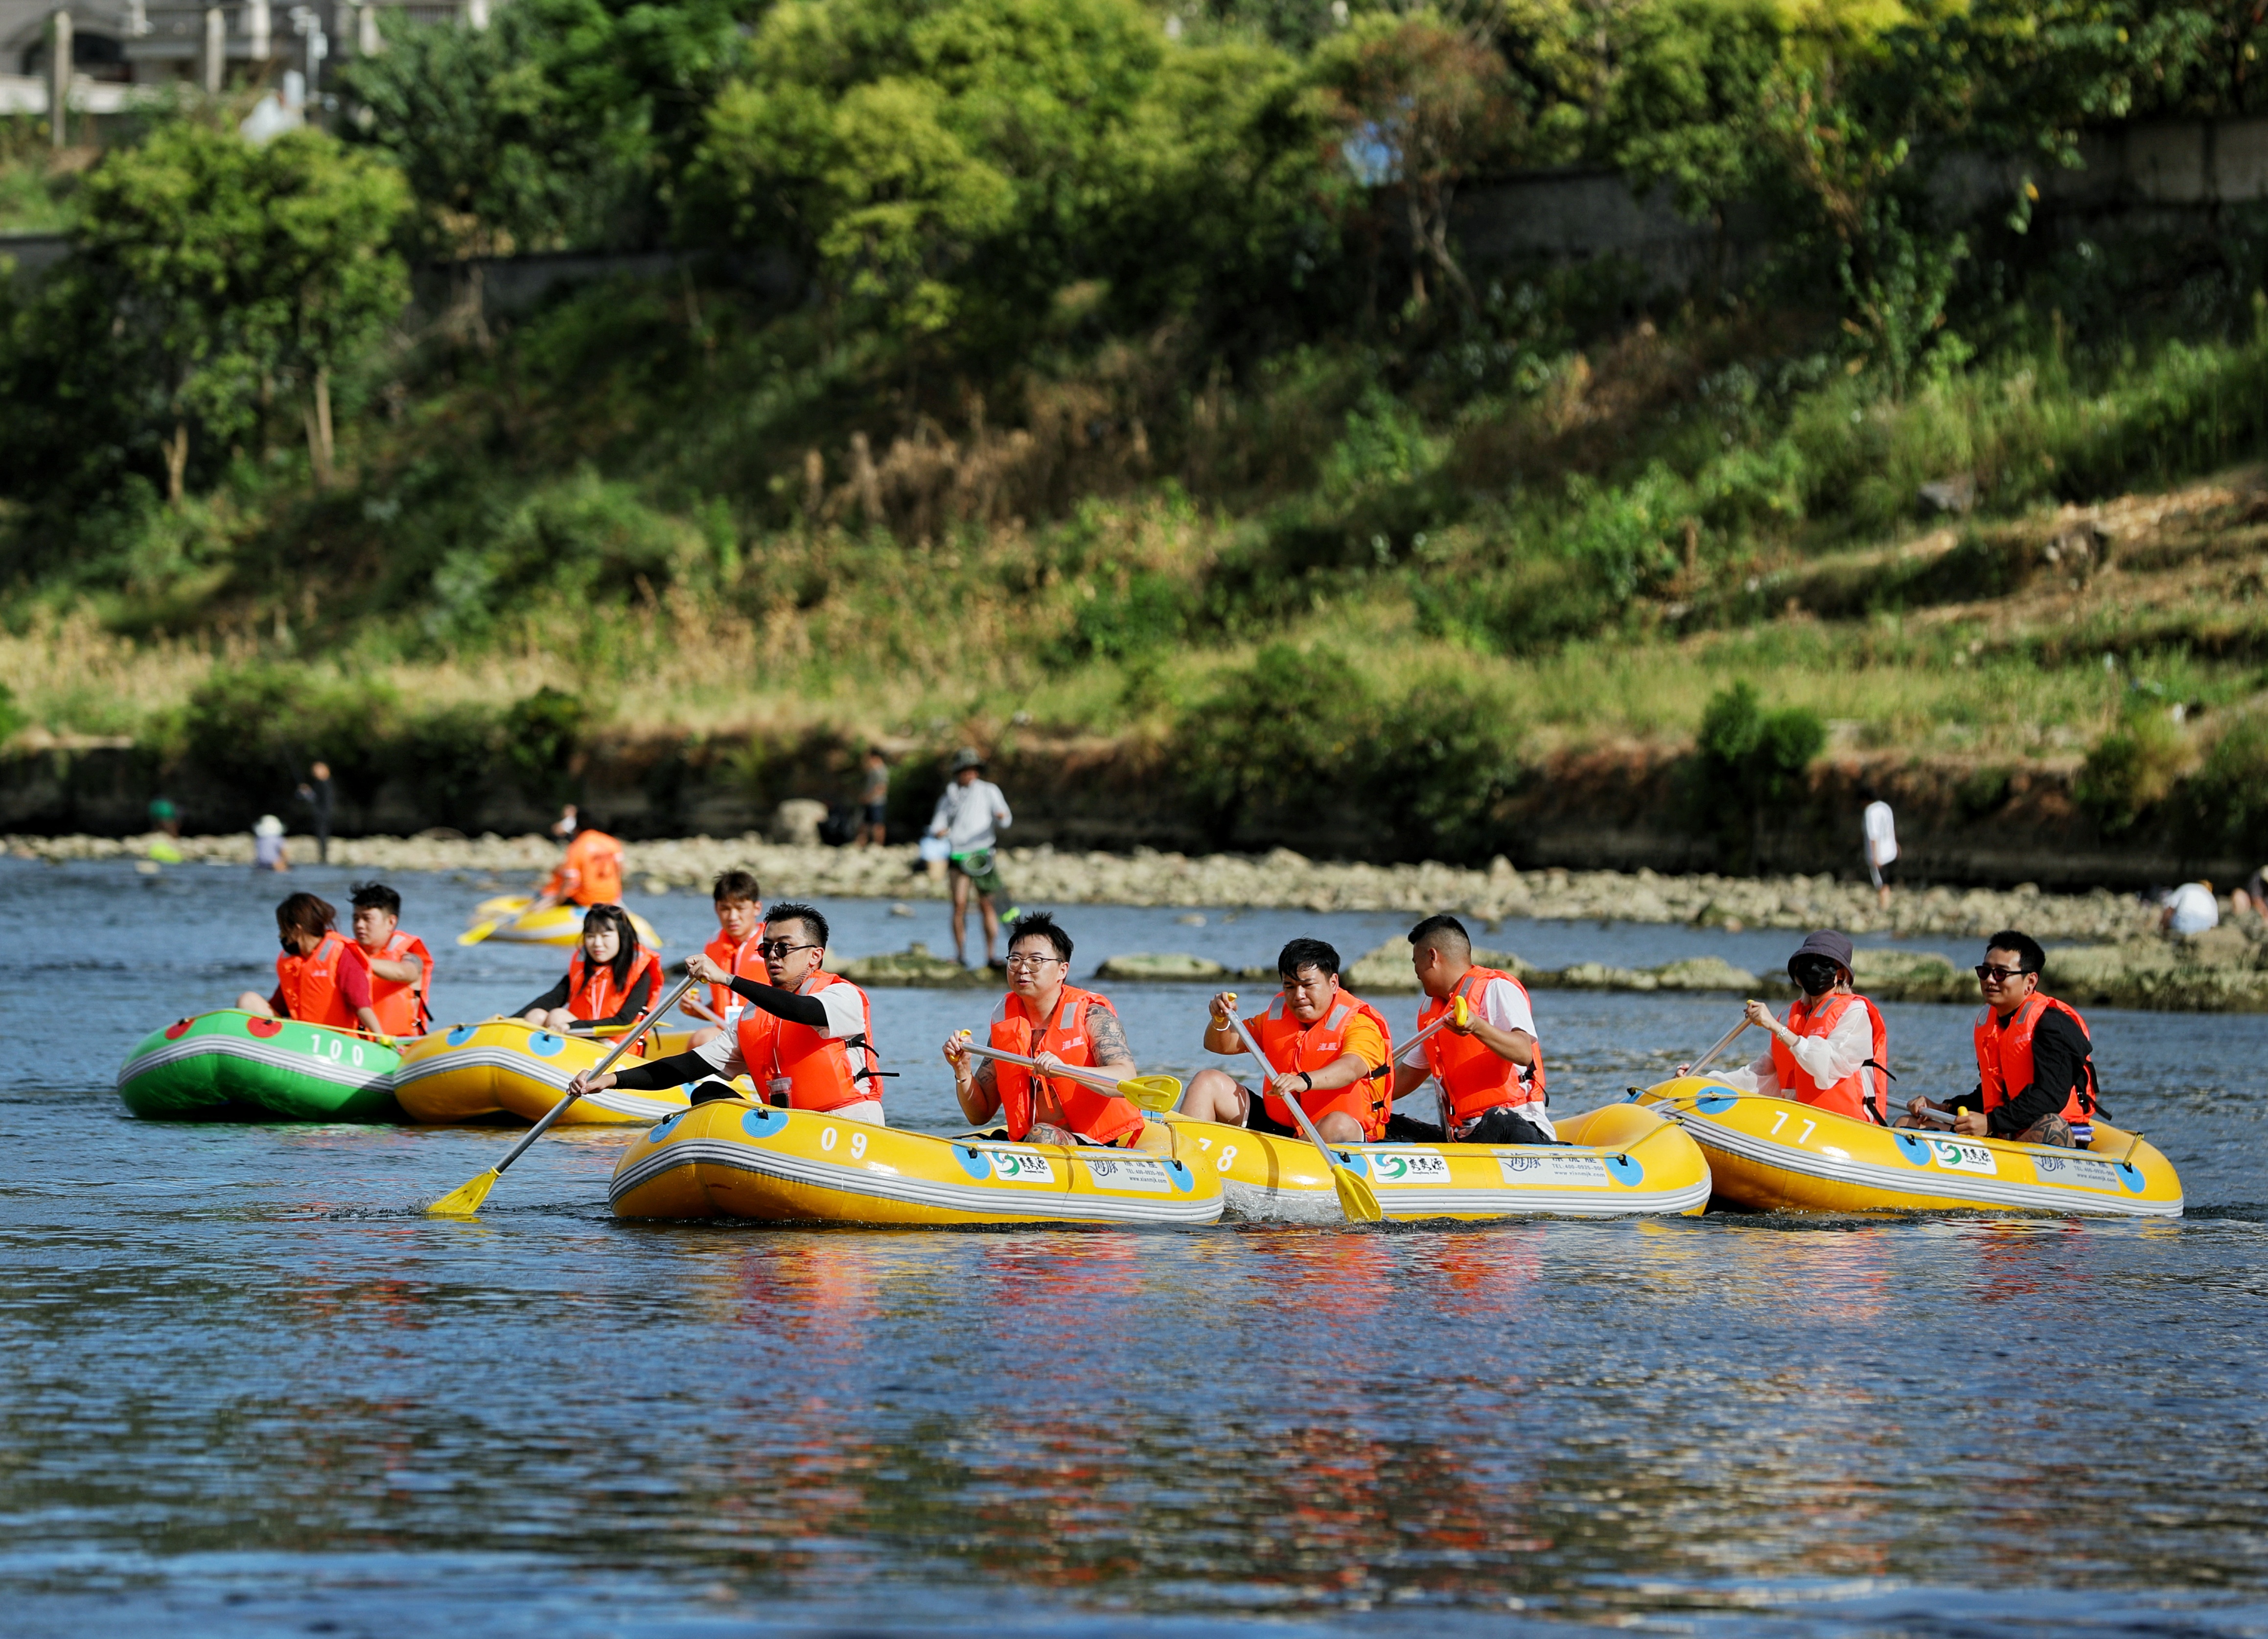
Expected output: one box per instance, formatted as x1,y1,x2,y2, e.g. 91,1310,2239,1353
0,857,2263,1638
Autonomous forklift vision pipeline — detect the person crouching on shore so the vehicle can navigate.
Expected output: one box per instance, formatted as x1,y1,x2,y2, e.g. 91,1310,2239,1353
1903,930,2102,1148
943,912,1157,1149
237,892,385,1037
1179,937,1392,1144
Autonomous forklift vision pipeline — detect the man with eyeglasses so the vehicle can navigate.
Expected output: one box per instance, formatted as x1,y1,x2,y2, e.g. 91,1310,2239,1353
570,902,888,1124
944,912,1154,1148
1904,930,2100,1147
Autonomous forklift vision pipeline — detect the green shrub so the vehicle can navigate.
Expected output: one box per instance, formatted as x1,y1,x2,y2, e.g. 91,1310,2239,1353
1060,569,1188,662
0,680,25,745
2076,707,2192,836
397,702,503,828
502,685,588,803
2178,711,2268,857
1688,679,1826,868
181,665,401,801
1172,643,1522,860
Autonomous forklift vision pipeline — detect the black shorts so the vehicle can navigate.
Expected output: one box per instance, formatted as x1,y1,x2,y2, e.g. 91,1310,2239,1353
862,802,888,826
1246,1099,1300,1139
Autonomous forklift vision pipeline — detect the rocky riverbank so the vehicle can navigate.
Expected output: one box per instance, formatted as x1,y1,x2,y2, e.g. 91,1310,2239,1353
3,830,2173,942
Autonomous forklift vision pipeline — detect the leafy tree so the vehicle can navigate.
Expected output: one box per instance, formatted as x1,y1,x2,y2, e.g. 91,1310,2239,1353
1313,13,1523,312
1693,679,1826,869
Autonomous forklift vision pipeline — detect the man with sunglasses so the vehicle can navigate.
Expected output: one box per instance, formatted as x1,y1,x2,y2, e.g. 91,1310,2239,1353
1680,930,1889,1124
570,902,888,1124
1904,930,2099,1147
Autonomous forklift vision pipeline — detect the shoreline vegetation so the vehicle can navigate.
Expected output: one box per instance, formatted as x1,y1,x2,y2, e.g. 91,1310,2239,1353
28,829,2268,1011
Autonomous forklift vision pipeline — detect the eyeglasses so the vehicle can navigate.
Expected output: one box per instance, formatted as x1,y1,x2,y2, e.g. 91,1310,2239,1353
1004,953,1064,970
757,940,819,960
1974,963,2030,982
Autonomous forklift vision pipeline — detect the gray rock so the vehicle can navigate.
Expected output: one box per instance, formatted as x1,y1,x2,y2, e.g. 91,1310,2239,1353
1093,952,1229,982
769,799,829,846
836,942,991,988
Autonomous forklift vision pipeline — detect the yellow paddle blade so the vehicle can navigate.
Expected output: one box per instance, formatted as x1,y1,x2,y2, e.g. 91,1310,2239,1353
1454,993,1469,1028
457,919,502,948
1123,1075,1183,1112
1333,1163,1385,1224
426,1168,499,1217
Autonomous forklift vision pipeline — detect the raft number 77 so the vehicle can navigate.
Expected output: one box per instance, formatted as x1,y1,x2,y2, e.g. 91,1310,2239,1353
1768,1110,1816,1146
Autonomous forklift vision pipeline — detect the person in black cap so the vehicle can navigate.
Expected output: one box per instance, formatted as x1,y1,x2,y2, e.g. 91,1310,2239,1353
1679,929,1890,1124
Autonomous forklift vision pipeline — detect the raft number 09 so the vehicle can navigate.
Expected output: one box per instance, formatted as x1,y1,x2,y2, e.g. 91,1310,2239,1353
306,1033,367,1068
818,1127,871,1161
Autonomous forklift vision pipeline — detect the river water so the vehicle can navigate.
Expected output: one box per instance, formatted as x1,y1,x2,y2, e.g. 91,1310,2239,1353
2,859,2265,1637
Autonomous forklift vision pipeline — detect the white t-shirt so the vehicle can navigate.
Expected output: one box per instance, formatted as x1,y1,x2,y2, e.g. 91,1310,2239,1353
1715,1001,1872,1098
1863,800,1898,867
1398,977,1552,1138
692,981,867,1079
930,780,1013,853
2168,882,2220,936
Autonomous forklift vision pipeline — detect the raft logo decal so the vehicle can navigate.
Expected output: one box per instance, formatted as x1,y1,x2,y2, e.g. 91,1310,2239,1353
1371,1148,1452,1185
1083,1156,1173,1194
2035,1154,2121,1192
956,1146,1056,1184
1924,1137,1997,1175
1497,1153,1612,1188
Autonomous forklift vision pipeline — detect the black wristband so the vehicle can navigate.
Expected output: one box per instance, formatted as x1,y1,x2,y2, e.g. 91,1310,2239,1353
1298,1071,1313,1092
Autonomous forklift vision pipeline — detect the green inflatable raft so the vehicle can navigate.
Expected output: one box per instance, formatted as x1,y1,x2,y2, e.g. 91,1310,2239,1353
116,1010,402,1121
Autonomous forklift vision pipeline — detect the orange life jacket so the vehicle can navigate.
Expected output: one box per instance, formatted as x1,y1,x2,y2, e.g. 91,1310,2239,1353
545,830,625,907
565,944,661,1023
1974,992,2098,1128
1767,991,1889,1124
1250,985,1394,1140
276,930,365,1030
1418,966,1545,1129
364,929,434,1038
989,985,1143,1147
732,972,882,1113
703,929,765,1017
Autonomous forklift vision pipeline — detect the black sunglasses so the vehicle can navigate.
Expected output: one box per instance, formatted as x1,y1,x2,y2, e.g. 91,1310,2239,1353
757,939,819,959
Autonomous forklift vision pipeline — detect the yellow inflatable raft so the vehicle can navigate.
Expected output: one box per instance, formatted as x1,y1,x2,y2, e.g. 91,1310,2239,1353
609,1099,1225,1226
468,895,663,948
1166,1100,1710,1222
393,1017,704,1125
1638,1076,2183,1217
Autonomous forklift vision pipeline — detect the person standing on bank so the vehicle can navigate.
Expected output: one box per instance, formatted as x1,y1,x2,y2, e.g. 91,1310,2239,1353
1683,930,1889,1124
1389,914,1554,1145
856,747,891,847
296,760,334,866
1905,930,2101,1148
1862,790,1898,912
929,748,1015,969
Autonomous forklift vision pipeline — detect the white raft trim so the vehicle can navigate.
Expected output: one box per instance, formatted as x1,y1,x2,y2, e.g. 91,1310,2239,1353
116,1029,395,1094
392,1046,686,1119
1671,1105,2183,1218
610,1135,1221,1225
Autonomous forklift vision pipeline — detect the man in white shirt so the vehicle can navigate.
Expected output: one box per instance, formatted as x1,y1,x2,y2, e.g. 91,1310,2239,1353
2163,880,2219,937
1388,913,1554,1144
1862,793,1898,911
929,747,1015,969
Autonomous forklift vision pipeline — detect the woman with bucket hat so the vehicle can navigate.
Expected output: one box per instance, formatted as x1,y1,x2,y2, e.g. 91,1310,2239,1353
929,748,1017,970
1678,930,1891,1124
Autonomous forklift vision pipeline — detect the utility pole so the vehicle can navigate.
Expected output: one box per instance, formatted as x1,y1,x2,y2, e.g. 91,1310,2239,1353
202,4,225,94
48,7,70,147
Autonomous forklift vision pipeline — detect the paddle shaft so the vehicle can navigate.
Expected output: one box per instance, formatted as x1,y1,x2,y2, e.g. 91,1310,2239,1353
958,1039,1127,1098
489,975,701,1178
1230,1015,1348,1159
1687,1018,1750,1077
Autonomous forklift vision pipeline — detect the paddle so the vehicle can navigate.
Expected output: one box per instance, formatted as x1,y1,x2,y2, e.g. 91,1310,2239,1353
1357,991,1470,1079
1226,1010,1383,1225
952,1037,1184,1115
426,973,700,1218
457,917,506,948
1686,1017,1750,1077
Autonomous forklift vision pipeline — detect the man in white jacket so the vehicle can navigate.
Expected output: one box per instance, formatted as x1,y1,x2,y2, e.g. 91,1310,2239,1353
930,747,1015,969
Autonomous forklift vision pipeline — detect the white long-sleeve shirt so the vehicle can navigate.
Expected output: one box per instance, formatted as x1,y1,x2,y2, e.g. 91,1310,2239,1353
930,779,1012,853
1715,1002,1872,1099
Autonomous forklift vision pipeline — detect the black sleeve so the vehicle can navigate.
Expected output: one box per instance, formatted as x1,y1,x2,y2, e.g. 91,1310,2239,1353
728,975,829,1028
1988,1011,2089,1136
587,967,657,1029
610,1049,717,1092
517,975,570,1016
1948,1086,1984,1112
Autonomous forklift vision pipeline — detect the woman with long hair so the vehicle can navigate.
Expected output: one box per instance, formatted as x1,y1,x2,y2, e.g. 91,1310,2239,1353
518,904,659,1034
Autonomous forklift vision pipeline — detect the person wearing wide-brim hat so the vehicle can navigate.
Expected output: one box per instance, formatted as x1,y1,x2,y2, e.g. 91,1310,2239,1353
928,747,1017,969
253,814,290,873
1678,929,1890,1124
